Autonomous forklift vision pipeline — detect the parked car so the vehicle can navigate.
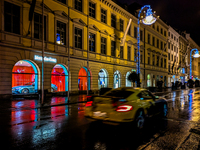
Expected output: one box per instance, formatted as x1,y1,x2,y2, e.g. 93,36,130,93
12,82,57,94
84,87,168,129
51,83,58,92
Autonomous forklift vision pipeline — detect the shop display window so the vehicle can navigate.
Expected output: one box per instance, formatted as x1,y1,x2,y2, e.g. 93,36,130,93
12,60,38,94
126,72,132,87
147,74,151,87
78,67,90,91
114,70,120,89
51,64,68,92
98,69,108,89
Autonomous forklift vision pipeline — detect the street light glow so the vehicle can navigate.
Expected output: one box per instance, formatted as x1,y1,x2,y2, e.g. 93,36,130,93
142,8,157,25
142,14,157,25
193,51,200,58
137,5,158,87
193,54,200,58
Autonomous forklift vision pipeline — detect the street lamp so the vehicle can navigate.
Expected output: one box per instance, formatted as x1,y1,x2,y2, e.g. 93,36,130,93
190,48,200,79
137,5,158,87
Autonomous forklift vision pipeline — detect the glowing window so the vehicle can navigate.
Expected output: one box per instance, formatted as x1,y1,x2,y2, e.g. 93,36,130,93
12,60,38,94
78,67,91,91
51,64,68,92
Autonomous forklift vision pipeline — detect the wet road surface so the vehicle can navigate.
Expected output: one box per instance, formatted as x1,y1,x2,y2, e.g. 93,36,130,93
1,89,200,149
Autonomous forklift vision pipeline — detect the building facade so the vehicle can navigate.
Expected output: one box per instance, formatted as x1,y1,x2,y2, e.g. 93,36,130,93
167,26,180,86
179,33,189,84
144,20,168,88
0,0,199,98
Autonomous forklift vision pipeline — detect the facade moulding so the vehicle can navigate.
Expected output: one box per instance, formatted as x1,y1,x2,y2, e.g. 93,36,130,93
54,10,69,18
89,24,100,31
72,18,86,26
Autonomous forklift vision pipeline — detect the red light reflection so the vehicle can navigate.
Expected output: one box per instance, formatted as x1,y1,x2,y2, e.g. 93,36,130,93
11,100,37,124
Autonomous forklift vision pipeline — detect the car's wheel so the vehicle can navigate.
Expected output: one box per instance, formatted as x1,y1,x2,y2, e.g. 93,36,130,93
134,110,145,129
162,103,168,117
21,88,29,94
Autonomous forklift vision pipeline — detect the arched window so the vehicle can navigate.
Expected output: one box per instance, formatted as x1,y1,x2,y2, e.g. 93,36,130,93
147,74,151,87
12,60,38,94
126,72,132,87
98,69,108,89
51,64,68,92
114,70,121,88
78,67,91,91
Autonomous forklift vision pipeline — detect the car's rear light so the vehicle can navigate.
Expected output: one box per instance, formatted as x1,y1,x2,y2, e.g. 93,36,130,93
87,96,92,99
85,101,93,107
116,105,133,112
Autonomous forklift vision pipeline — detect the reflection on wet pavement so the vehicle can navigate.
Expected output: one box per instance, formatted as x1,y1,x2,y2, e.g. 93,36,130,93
10,95,87,124
165,89,200,122
11,100,38,125
51,97,68,105
3,89,200,149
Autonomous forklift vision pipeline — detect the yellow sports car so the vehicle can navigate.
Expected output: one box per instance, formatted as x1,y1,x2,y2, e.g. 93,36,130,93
84,87,168,129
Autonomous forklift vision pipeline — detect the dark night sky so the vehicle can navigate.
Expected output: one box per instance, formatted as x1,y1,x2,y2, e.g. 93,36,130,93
118,0,200,45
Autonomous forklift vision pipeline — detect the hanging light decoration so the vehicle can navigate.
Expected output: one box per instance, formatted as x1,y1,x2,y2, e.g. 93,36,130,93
142,8,157,25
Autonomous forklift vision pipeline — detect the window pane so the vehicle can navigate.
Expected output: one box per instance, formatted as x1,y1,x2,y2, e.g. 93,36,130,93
134,27,137,38
4,2,20,34
34,13,46,41
57,21,66,45
120,19,123,31
89,2,95,18
111,41,116,57
101,9,106,23
101,37,106,54
89,33,95,52
75,0,82,12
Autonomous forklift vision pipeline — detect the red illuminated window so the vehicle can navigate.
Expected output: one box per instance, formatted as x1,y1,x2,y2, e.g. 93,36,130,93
78,67,91,91
51,65,68,92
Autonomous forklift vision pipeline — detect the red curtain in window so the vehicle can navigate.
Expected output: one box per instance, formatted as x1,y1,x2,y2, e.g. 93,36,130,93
51,67,65,92
12,66,35,87
78,68,87,91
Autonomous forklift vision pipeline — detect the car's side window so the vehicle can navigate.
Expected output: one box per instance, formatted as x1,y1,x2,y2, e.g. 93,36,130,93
139,91,154,100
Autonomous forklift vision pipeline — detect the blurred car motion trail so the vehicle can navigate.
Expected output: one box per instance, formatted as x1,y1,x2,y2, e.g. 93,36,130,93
85,87,168,129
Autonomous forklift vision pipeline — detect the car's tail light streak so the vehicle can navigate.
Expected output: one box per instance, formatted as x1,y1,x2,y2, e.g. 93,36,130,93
116,105,133,112
87,96,92,99
85,101,93,107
